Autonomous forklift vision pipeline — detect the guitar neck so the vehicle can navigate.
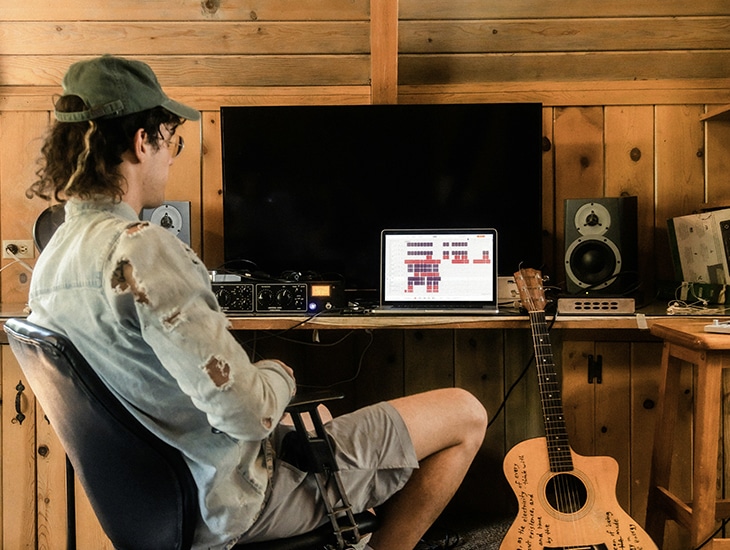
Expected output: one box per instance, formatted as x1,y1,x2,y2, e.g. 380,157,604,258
529,309,574,473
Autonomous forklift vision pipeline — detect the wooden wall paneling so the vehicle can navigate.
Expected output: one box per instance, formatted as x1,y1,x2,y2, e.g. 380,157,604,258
0,111,49,304
604,106,657,298
717,370,730,536
541,107,556,279
629,342,663,522
561,340,597,456
0,56,372,88
399,0,730,19
2,22,371,56
229,328,363,416
397,81,730,110
593,341,632,511
403,329,454,394
298,329,361,417
35,407,68,549
399,18,730,54
653,105,706,283
703,110,730,205
73,480,112,550
174,86,372,111
1,348,37,548
352,330,405,409
503,328,541,451
167,120,203,256
1,1,371,21
201,111,224,269
499,328,541,519
5,83,729,115
454,329,504,450
0,353,3,547
370,0,398,104
552,107,605,291
452,329,510,518
398,51,730,87
660,360,695,550
233,330,301,367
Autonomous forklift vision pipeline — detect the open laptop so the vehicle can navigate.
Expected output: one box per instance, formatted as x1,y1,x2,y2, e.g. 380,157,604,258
372,228,499,315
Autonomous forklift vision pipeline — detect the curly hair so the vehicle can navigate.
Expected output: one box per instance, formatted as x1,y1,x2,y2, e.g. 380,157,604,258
28,95,184,203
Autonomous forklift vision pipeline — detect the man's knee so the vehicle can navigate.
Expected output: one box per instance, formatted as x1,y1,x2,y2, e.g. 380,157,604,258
449,387,488,443
426,387,488,447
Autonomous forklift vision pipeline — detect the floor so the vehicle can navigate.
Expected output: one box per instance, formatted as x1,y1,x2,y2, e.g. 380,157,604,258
424,516,512,550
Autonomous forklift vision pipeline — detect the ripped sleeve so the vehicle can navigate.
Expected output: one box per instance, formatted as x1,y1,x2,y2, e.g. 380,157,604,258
106,223,295,440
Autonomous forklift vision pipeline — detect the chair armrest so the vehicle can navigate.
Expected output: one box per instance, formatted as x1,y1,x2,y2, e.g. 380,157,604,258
286,390,344,412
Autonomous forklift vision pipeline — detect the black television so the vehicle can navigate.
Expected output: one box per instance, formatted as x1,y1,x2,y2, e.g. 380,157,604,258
220,103,543,301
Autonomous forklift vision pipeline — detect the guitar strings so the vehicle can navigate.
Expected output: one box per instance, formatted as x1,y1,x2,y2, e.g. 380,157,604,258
530,308,587,541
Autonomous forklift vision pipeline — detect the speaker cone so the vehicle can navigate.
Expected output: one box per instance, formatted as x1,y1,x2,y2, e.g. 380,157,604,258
565,237,621,290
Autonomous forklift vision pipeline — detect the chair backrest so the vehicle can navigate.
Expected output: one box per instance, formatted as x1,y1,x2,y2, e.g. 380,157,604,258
3,318,199,550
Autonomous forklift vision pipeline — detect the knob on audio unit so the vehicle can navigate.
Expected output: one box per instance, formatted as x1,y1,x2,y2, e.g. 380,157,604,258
256,283,307,313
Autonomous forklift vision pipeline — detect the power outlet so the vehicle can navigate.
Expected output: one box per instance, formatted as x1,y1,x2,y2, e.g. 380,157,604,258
3,240,35,259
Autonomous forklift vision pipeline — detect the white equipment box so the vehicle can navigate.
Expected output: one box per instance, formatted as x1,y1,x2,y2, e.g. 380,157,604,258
667,208,730,285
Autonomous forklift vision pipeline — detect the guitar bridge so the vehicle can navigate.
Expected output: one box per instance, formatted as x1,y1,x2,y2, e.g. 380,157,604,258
545,545,609,550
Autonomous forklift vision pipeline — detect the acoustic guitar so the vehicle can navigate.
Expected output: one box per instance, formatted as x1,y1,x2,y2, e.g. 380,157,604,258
499,268,658,550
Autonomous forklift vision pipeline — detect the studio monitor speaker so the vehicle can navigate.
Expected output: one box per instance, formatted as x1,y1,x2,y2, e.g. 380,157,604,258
141,201,191,245
564,196,638,295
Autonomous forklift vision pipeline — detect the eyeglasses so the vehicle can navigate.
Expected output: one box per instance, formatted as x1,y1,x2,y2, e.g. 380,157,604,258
160,134,185,158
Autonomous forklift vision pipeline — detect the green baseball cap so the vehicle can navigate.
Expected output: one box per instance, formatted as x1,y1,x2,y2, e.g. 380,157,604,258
55,55,200,122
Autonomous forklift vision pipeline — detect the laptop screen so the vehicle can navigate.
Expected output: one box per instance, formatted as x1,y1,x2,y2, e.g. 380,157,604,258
380,229,498,310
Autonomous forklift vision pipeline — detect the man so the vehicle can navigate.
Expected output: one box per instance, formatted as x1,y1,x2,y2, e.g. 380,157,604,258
27,55,487,550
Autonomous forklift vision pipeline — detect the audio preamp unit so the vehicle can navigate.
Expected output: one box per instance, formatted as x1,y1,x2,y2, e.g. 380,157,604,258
212,280,345,314
211,282,254,313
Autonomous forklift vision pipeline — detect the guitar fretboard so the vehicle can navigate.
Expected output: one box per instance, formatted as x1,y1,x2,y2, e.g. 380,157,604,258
529,309,574,473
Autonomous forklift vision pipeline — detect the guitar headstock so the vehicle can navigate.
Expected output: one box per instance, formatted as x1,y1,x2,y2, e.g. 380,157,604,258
514,268,547,313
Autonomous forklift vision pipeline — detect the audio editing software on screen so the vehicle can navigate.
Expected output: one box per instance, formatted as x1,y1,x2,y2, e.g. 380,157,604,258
382,232,495,302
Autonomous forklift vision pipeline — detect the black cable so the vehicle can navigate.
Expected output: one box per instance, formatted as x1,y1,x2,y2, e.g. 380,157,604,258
298,329,375,389
234,311,375,388
487,309,557,429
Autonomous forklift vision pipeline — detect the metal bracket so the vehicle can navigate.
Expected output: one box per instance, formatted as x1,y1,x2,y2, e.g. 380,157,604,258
588,354,603,384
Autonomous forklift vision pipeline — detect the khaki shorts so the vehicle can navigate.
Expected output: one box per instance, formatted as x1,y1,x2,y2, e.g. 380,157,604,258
237,401,418,543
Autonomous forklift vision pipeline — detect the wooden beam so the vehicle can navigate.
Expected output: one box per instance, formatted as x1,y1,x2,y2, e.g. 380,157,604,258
370,0,399,104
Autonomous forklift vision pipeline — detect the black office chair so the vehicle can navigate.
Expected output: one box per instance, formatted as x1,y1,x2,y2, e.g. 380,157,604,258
4,318,377,550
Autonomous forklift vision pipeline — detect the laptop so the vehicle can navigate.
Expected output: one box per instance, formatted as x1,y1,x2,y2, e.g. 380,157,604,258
373,228,499,315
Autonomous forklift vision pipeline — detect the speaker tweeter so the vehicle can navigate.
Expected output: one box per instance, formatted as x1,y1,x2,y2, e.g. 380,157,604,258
141,201,191,245
564,196,638,295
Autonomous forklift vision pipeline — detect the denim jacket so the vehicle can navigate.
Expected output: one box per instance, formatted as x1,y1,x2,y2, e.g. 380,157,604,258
28,199,296,549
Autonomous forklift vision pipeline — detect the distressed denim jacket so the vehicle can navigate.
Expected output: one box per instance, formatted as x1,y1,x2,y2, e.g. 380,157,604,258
28,199,296,549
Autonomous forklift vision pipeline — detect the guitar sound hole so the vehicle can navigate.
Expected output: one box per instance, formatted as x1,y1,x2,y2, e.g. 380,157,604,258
545,473,588,514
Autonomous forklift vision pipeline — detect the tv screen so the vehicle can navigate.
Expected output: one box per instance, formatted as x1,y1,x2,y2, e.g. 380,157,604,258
221,103,542,301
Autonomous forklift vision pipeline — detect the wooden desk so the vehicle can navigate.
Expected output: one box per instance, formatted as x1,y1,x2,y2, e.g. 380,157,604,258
225,310,672,331
0,299,720,332
646,319,730,549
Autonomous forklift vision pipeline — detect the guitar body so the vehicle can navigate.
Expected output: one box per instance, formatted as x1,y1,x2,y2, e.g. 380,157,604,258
501,437,658,550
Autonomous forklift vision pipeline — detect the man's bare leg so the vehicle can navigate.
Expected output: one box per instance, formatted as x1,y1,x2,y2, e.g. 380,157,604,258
367,388,488,550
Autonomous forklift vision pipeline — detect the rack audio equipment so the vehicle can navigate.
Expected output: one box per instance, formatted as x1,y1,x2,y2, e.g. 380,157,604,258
211,280,345,314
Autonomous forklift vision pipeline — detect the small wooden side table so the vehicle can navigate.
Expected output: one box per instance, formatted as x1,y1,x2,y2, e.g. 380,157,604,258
646,319,730,549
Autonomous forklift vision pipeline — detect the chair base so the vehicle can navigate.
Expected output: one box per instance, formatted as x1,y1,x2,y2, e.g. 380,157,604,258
237,511,379,550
